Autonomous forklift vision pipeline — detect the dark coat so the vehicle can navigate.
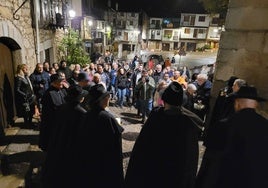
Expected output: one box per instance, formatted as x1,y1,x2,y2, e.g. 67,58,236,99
124,107,200,188
195,91,236,188
115,74,129,90
14,75,35,117
202,94,235,146
74,107,124,188
41,102,87,188
195,118,229,188
192,80,212,120
29,70,50,99
196,108,268,188
39,86,67,151
215,108,268,188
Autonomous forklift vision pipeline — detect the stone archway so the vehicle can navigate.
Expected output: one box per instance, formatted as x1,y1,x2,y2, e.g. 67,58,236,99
0,21,25,131
0,41,22,123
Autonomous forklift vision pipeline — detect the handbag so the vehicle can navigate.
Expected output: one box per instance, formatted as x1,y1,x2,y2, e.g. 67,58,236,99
23,102,30,112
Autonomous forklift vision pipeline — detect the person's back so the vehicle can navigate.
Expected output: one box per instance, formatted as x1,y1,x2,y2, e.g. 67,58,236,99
125,82,200,188
196,85,268,188
195,78,247,188
125,107,199,188
217,110,268,188
74,84,124,188
215,86,268,188
41,85,88,188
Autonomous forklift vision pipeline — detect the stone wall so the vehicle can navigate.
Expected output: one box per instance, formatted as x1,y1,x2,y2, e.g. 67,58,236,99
0,0,59,72
210,0,268,119
0,1,35,70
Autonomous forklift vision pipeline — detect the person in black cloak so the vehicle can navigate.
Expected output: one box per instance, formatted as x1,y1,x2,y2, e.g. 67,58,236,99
74,84,124,188
124,81,201,188
40,84,88,188
209,86,268,188
39,73,67,152
197,86,268,188
195,78,247,188
206,76,238,129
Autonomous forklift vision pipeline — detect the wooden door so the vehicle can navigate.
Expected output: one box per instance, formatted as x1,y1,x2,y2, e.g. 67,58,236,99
0,43,15,128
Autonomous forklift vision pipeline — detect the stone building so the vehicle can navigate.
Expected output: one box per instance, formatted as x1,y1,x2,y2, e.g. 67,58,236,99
209,0,268,120
0,0,65,129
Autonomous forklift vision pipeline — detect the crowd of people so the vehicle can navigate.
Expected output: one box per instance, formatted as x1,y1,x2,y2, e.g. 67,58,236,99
13,51,268,187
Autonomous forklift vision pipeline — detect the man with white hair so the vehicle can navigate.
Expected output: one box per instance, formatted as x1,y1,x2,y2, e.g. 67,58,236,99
192,73,212,121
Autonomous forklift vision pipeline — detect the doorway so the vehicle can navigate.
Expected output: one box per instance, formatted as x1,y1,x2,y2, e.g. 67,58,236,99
0,37,21,129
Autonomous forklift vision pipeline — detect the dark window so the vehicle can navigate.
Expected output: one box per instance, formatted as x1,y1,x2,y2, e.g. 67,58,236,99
122,44,131,51
198,16,206,22
45,49,50,64
198,29,205,34
184,16,190,22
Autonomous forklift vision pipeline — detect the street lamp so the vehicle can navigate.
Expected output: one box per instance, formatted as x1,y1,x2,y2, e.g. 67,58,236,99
69,9,76,18
68,9,76,28
88,20,93,27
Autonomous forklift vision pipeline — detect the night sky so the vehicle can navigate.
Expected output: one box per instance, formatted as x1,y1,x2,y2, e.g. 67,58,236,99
108,0,206,17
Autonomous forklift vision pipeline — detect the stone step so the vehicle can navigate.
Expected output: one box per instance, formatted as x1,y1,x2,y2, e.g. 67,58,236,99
2,126,39,146
0,119,43,188
0,143,44,188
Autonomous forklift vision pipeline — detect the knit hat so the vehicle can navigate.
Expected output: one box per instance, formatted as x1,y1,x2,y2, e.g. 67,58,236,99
162,81,183,106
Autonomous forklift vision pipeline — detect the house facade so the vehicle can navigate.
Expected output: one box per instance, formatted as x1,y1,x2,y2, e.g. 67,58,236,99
179,13,221,51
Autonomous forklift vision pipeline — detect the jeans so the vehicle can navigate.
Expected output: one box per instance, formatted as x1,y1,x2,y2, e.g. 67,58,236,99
139,98,153,119
117,88,127,107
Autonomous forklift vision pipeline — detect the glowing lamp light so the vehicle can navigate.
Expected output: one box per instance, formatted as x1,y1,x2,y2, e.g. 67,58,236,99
69,10,76,18
88,20,93,26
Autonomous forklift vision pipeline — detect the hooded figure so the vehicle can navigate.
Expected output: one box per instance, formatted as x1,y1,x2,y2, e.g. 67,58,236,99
74,84,125,188
41,84,88,188
125,81,201,188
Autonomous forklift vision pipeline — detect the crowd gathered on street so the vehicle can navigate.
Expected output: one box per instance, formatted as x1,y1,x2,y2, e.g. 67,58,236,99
13,50,268,187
